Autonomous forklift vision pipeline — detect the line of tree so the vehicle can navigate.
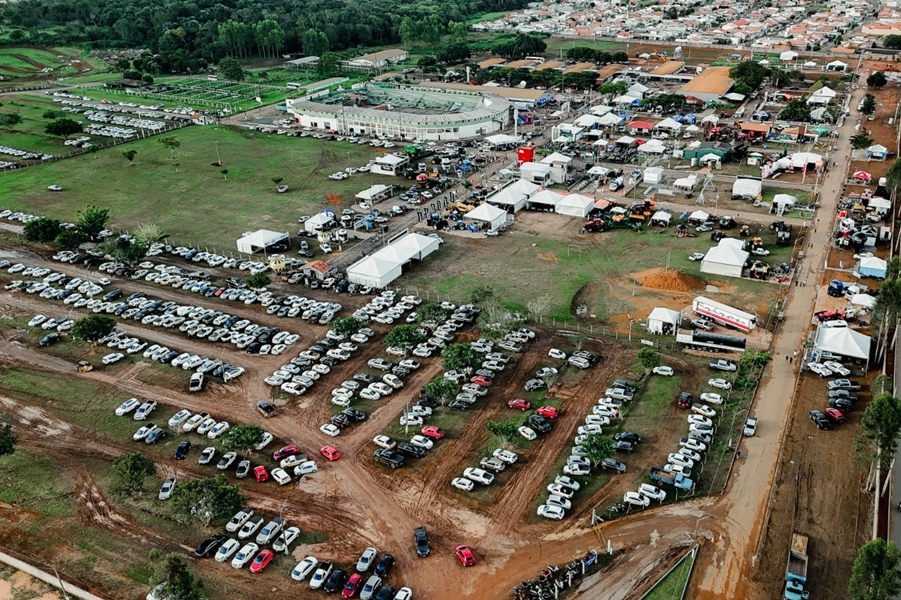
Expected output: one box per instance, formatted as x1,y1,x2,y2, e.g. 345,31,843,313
0,0,529,74
565,46,630,65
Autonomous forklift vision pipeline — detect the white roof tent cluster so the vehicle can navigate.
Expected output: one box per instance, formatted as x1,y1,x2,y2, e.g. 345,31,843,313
486,181,593,217
345,232,441,289
701,238,749,279
236,229,290,254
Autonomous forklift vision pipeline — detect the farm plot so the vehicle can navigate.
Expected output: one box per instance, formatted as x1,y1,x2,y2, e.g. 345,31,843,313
0,46,72,80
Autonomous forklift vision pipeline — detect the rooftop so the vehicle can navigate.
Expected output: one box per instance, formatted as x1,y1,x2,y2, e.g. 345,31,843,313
677,67,734,97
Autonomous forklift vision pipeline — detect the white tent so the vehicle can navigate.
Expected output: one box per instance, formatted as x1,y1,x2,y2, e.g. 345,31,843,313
647,307,682,335
700,240,749,278
803,60,817,69
616,135,637,146
355,184,390,202
867,144,888,160
699,153,721,163
810,107,829,122
700,114,719,125
520,162,553,184
684,124,700,135
643,166,665,183
505,179,540,198
628,82,649,97
850,293,876,309
654,117,682,131
639,139,667,154
826,60,848,72
592,138,609,147
555,194,595,218
540,152,573,166
791,151,823,167
732,177,762,200
484,133,521,147
688,209,709,223
391,232,441,260
466,203,507,230
574,114,602,127
674,175,698,191
807,87,837,105
614,94,640,105
868,197,891,214
346,256,402,288
598,112,623,126
487,188,528,212
236,229,290,254
650,211,672,226
780,50,799,61
859,256,887,279
814,327,870,363
529,189,564,209
772,193,797,208
305,211,335,233
590,105,614,116
587,165,610,176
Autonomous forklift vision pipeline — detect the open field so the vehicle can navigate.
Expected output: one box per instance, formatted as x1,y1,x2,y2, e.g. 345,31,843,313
0,124,387,246
0,46,100,83
0,94,86,155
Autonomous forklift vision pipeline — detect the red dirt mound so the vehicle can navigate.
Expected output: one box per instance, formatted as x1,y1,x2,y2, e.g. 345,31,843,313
636,267,705,292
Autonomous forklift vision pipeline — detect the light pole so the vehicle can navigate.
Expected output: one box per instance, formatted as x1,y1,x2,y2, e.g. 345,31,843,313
628,317,634,342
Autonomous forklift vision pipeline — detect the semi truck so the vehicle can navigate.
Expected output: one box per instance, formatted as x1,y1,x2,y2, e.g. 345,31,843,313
783,533,810,600
649,466,694,491
692,296,757,332
677,330,747,353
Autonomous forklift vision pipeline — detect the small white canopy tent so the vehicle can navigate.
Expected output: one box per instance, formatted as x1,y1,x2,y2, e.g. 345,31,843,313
529,189,564,209
466,203,507,230
555,194,595,218
700,240,749,278
814,326,870,365
868,197,891,215
305,211,335,233
236,229,290,254
346,256,402,289
639,139,667,154
700,114,719,125
780,50,799,61
699,153,721,163
590,105,614,116
850,293,876,310
807,87,837,105
826,60,848,72
772,193,797,208
867,144,888,160
574,114,602,128
647,307,682,335
614,94,641,106
356,184,390,202
592,138,610,147
858,256,887,279
484,133,521,147
654,117,682,131
487,188,528,212
803,61,818,69
650,211,672,227
674,175,698,191
598,112,623,126
684,124,700,136
587,165,611,177
688,209,710,223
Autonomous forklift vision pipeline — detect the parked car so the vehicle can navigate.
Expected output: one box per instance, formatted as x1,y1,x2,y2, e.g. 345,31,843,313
652,366,674,376
537,504,565,520
455,545,476,567
743,416,758,436
809,409,831,430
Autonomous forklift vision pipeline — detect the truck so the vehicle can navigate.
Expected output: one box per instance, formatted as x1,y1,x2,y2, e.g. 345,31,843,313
373,449,405,469
692,296,757,332
256,401,276,418
677,330,747,353
709,359,737,372
649,466,694,491
783,533,809,600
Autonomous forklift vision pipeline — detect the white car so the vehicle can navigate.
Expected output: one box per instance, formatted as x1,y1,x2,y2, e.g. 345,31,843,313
680,448,702,463
664,463,691,476
623,491,651,507
28,315,47,327
807,362,832,377
399,415,423,427
554,475,581,491
215,538,241,562
691,404,717,418
708,378,732,390
451,477,474,492
546,495,571,510
652,365,674,376
271,467,291,485
254,432,274,450
548,348,566,360
700,392,724,405
564,463,590,476
158,478,176,501
291,556,319,581
577,424,603,436
823,361,850,376
167,409,192,428
231,543,259,569
115,398,140,416
373,435,396,450
207,421,230,439
518,426,537,440
133,424,158,441
687,414,713,427
668,453,695,469
182,413,209,432
320,423,340,437
294,460,318,476
688,252,705,261
133,400,157,420
493,449,518,464
410,435,434,449
638,483,666,502
102,352,125,365
680,437,707,453
546,484,574,499
537,504,565,520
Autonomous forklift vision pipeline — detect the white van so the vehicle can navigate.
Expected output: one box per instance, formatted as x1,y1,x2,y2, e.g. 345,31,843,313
822,320,848,329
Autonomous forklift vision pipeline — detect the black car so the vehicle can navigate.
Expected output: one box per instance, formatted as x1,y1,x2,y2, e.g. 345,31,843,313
448,400,470,411
145,428,166,444
612,379,637,393
194,533,226,558
246,342,262,354
392,366,411,377
342,408,367,422
174,441,192,460
527,414,552,433
330,414,350,428
397,442,426,458
373,553,395,578
829,398,854,411
39,333,60,346
614,431,642,444
102,289,123,301
374,585,395,600
524,379,545,392
160,350,179,364
414,526,430,557
320,356,338,366
827,389,858,400
323,569,346,593
416,397,437,408
613,440,634,453
809,409,831,430
677,392,692,409
600,458,627,473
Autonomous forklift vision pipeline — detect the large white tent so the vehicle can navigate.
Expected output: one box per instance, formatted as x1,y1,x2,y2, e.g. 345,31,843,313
487,188,528,212
484,133,521,147
528,189,564,209
850,293,876,310
598,112,623,126
466,203,507,230
236,229,290,254
305,211,335,233
814,327,870,365
858,256,887,279
639,139,667,154
590,105,614,116
700,240,749,278
346,256,402,288
650,211,672,227
674,174,698,191
355,184,390,202
772,193,797,208
504,179,540,198
647,307,682,334
555,194,595,218
654,117,682,132
732,177,763,200
688,209,709,223
346,232,440,288
574,114,602,128
807,87,837,105
780,50,799,61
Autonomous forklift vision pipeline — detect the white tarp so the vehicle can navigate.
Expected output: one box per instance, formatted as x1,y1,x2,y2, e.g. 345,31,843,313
850,293,876,309
815,327,870,361
555,194,595,218
529,189,564,207
614,94,641,105
732,177,763,199
598,112,623,126
505,179,540,197
466,203,507,230
869,197,891,212
647,307,682,334
587,165,610,176
699,153,721,163
700,240,749,278
236,229,290,254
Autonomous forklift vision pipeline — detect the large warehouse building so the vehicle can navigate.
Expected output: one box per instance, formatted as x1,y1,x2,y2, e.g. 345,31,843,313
287,83,511,141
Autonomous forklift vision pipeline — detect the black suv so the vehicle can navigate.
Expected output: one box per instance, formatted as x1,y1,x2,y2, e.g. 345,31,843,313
809,409,831,430
614,432,642,444
193,533,226,558
527,414,552,434
829,398,854,411
414,526,430,557
323,569,346,593
613,440,634,453
342,408,367,422
174,440,192,460
374,553,395,577
397,442,426,458
601,458,627,473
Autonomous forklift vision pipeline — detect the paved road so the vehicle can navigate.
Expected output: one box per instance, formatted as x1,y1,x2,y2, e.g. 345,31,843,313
692,87,863,597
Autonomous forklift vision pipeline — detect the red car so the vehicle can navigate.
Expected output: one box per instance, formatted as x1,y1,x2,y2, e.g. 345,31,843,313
320,445,341,461
214,287,227,296
253,465,269,482
470,375,492,387
825,407,846,423
249,549,274,573
508,398,531,411
455,545,476,567
273,445,301,461
421,425,445,439
342,573,364,598
536,406,559,419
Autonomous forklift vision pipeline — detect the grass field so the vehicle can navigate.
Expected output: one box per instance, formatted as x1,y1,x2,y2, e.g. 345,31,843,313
642,551,694,600
545,38,626,54
0,124,388,247
0,94,83,155
0,47,70,79
466,11,509,24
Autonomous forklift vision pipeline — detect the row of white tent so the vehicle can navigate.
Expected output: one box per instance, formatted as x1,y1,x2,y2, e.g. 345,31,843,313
345,232,441,289
482,179,596,217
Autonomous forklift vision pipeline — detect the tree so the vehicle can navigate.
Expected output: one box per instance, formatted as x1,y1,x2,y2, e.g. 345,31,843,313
272,176,284,190
44,118,83,137
526,296,551,321
302,29,329,57
316,52,339,77
218,57,245,82
485,420,518,446
384,324,427,349
580,433,614,467
637,347,661,370
436,42,471,64
71,314,116,342
133,223,165,245
469,285,495,305
330,317,363,336
858,393,901,469
448,21,468,42
780,99,811,122
441,343,482,373
110,452,157,497
729,61,770,93
220,169,229,180
887,157,901,201
149,551,206,600
423,377,459,406
417,303,452,323
598,81,628,97
884,35,901,50
868,71,888,89
170,474,245,526
849,539,901,600
872,374,893,397
142,73,154,84
23,217,62,243
55,229,87,250
851,133,874,150
42,110,63,119
219,424,265,455
103,237,148,265
860,94,877,117
0,114,22,129
122,149,137,165
246,272,271,288
157,136,181,159
0,421,18,458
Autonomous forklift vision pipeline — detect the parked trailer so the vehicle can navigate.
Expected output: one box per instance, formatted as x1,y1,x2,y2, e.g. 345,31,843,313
783,533,809,600
677,330,746,353
692,296,757,332
649,466,694,491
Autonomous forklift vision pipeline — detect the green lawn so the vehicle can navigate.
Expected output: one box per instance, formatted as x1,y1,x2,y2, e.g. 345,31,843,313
0,449,76,518
0,124,389,247
0,47,68,74
642,551,694,600
0,95,81,155
466,11,509,24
